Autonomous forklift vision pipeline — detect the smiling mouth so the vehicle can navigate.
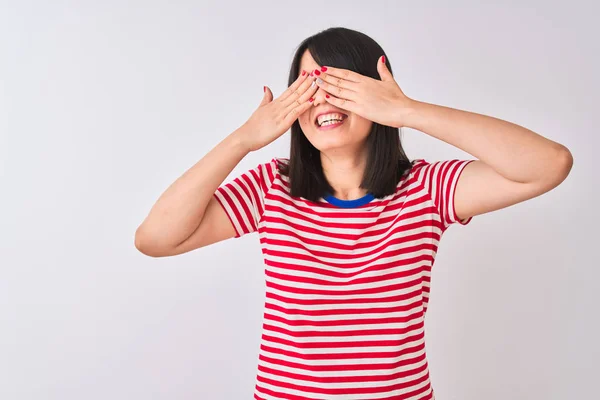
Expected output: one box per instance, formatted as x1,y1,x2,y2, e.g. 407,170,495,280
315,114,348,128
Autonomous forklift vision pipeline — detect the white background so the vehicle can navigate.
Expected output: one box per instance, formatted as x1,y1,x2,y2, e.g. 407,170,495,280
1,1,597,399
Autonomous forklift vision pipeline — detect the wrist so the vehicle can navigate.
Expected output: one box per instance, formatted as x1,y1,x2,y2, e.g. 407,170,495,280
228,126,252,155
395,97,421,129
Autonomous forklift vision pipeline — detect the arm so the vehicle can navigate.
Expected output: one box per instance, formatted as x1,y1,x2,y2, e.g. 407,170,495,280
134,70,319,256
400,100,574,220
134,127,250,257
311,60,573,221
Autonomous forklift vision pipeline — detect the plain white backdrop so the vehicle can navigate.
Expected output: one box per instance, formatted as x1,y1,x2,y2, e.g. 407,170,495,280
1,1,597,399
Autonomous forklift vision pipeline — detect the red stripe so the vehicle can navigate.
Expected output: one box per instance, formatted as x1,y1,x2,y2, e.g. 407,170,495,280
260,341,425,361
258,351,426,372
257,360,428,384
266,277,431,297
261,331,425,350
262,320,425,339
265,287,424,306
255,384,316,400
256,368,431,396
263,309,424,328
264,298,424,317
264,265,428,287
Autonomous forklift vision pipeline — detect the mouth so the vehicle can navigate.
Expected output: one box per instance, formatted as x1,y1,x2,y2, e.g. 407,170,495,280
314,113,348,130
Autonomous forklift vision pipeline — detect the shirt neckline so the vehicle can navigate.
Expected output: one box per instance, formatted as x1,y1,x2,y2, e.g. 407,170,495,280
323,192,375,208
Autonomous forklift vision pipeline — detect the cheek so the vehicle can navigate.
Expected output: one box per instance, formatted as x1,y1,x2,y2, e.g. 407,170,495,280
298,115,312,132
355,118,373,138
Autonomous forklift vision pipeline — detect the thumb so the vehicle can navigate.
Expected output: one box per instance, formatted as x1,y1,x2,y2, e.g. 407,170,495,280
260,86,273,106
377,55,393,81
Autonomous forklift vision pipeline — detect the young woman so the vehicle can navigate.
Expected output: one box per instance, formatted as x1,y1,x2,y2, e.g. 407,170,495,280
135,27,573,400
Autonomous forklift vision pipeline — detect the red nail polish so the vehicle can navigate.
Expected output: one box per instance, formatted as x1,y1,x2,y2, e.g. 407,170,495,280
309,97,314,102
382,55,386,63
310,71,314,76
321,66,327,72
263,86,266,92
314,69,321,76
325,94,330,99
301,70,306,76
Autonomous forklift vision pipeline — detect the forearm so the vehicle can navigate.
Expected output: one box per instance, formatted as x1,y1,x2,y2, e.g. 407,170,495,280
135,127,250,250
401,99,572,184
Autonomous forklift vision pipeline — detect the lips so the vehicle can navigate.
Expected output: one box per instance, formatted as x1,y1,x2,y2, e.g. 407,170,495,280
316,116,348,130
314,112,348,127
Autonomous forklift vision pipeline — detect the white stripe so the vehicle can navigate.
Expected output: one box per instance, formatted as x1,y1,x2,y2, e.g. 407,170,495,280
264,293,424,312
262,317,425,334
254,367,432,399
264,272,431,293
265,280,430,302
264,302,424,323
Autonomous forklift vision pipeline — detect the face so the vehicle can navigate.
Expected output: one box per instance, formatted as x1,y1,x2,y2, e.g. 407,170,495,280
297,50,373,156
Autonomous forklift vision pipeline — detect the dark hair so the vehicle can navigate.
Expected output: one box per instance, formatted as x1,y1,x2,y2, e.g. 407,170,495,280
279,27,413,202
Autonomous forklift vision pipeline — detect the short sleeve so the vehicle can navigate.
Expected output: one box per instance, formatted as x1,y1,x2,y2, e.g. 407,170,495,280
212,157,279,238
412,158,476,230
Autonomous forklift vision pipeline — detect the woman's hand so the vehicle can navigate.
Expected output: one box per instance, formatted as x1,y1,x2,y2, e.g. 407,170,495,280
313,55,415,128
237,71,319,153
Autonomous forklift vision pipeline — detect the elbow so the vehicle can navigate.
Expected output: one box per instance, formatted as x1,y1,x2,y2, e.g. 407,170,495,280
134,226,168,258
560,145,574,175
553,144,574,185
540,144,574,190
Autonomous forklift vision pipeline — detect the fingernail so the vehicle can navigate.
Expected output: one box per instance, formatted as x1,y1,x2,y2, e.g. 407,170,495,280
314,69,321,76
263,86,266,92
320,66,327,72
301,70,306,76
310,71,314,76
325,94,330,98
309,97,314,102
382,55,386,63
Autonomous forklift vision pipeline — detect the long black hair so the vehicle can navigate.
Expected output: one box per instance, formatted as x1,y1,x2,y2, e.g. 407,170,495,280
279,27,413,203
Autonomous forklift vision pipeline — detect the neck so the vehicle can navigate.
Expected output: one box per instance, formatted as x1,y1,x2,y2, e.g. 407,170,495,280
320,147,369,200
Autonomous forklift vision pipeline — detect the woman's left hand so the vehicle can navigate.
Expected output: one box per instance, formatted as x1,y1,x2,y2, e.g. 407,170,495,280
314,56,414,128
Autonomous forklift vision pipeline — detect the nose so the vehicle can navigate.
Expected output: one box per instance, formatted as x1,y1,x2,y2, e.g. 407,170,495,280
311,84,328,106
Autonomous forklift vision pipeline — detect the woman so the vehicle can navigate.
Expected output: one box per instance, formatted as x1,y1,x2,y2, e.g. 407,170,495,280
135,27,573,399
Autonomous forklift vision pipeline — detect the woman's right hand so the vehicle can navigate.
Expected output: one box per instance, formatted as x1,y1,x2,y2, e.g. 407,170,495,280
237,70,319,153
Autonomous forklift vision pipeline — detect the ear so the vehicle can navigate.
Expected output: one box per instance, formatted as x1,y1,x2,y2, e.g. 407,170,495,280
377,55,393,82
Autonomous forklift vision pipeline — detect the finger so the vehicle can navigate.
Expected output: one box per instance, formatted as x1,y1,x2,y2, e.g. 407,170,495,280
377,55,394,82
318,66,363,83
281,77,318,116
281,73,318,109
316,71,359,91
282,97,314,127
322,92,359,114
260,86,273,106
276,69,310,103
315,75,358,102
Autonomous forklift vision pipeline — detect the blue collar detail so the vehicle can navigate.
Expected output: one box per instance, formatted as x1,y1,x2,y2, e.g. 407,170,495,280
323,192,375,208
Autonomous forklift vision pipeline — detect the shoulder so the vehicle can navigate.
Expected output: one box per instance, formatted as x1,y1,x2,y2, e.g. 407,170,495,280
408,158,474,182
395,158,425,189
271,157,289,168
265,157,289,177
408,158,431,175
253,157,286,175
253,157,288,192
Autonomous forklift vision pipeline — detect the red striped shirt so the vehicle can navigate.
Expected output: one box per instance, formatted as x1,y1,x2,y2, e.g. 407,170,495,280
213,157,474,400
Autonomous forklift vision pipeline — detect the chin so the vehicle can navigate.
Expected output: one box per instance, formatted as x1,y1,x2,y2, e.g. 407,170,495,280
302,122,372,153
310,134,351,152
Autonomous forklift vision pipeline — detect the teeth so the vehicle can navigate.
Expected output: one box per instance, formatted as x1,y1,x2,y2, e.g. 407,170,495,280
320,119,343,127
317,113,347,126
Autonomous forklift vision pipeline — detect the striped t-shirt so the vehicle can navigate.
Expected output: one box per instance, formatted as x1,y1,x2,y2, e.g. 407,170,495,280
213,157,475,400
